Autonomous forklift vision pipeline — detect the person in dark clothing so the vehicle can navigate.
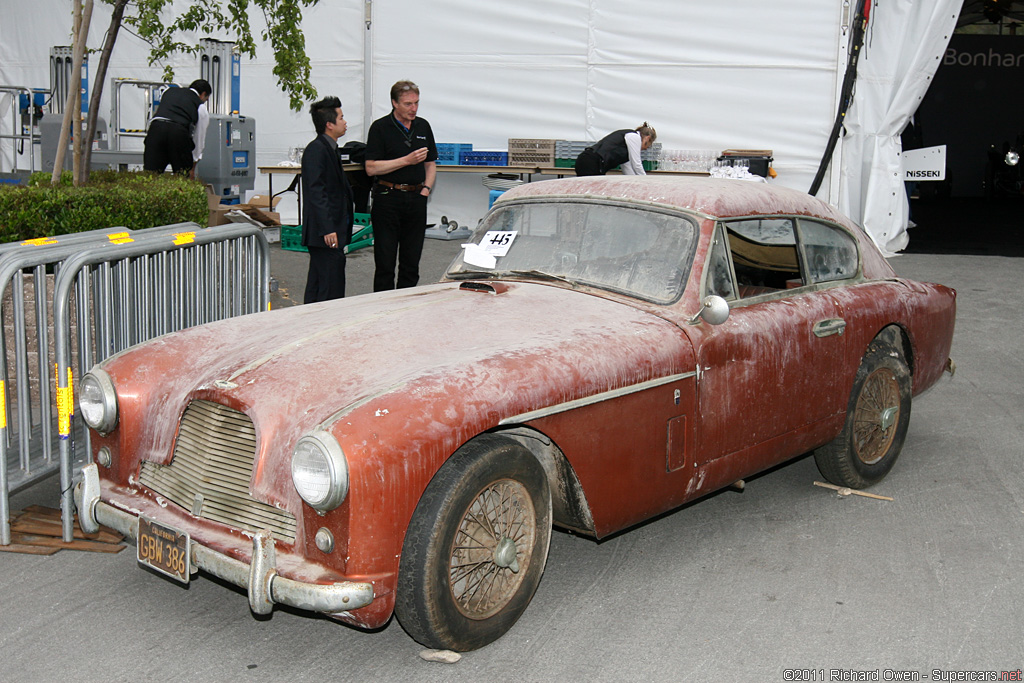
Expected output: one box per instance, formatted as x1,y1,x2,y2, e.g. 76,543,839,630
341,141,373,214
301,96,354,303
364,80,438,291
143,79,212,175
574,122,657,176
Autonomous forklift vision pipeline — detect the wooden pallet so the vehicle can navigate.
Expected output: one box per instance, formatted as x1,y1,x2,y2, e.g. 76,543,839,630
0,505,126,555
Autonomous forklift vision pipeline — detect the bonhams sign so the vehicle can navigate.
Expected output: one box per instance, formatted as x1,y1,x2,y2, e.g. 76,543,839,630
944,46,1024,68
916,35,1024,196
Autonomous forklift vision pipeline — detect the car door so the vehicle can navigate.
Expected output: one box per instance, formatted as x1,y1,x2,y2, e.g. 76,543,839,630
693,218,848,468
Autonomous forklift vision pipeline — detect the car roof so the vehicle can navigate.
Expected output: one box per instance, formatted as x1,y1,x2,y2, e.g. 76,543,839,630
501,176,857,227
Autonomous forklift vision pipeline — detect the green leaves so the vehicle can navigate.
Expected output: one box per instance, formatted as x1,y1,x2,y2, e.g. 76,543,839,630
113,0,319,111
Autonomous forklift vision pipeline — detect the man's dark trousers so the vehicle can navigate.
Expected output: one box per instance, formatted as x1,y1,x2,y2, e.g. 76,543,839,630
371,189,427,291
304,247,346,303
144,120,194,174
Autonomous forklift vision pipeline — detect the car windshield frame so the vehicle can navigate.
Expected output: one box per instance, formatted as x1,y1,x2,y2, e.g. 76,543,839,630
445,198,699,305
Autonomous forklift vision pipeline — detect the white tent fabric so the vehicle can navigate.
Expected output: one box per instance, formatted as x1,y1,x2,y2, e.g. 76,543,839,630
0,1,956,249
838,0,962,255
370,0,844,189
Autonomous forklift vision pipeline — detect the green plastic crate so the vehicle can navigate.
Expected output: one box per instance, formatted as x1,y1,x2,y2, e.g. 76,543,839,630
281,224,307,253
282,214,373,254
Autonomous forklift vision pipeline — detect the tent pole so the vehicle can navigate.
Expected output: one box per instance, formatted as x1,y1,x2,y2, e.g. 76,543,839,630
809,0,871,198
363,0,373,137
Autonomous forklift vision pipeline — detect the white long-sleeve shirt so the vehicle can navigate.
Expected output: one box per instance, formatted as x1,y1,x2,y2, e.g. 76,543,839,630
192,101,210,164
621,130,646,175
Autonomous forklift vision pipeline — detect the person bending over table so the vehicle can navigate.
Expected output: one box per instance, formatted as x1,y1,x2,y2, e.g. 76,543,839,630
574,122,657,176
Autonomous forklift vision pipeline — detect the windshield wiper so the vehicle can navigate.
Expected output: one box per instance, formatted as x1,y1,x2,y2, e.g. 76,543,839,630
505,270,575,286
447,270,498,280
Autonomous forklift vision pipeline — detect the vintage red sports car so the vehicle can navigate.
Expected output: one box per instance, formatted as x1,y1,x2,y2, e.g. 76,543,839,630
75,176,956,651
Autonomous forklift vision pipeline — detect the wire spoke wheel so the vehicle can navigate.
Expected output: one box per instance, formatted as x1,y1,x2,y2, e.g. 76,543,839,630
852,366,900,465
813,339,912,489
396,434,552,651
449,479,536,619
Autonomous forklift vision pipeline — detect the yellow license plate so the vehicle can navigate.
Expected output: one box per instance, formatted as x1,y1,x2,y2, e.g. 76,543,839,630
137,516,190,584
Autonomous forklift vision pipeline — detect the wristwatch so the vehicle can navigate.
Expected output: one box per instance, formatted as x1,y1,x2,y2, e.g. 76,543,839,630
423,185,432,192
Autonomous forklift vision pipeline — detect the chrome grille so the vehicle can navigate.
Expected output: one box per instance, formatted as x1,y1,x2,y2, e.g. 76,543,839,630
138,399,297,543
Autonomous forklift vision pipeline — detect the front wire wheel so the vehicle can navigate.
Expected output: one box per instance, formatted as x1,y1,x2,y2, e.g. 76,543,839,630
449,478,537,620
814,340,912,489
396,434,552,651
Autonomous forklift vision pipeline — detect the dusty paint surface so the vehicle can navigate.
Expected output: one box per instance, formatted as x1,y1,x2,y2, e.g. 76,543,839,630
94,281,695,625
90,176,956,631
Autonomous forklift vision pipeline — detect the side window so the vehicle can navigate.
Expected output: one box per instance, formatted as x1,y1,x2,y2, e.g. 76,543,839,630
722,218,801,297
705,225,737,300
799,220,859,283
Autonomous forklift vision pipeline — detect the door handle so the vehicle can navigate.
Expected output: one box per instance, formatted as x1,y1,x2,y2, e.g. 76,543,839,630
813,318,846,337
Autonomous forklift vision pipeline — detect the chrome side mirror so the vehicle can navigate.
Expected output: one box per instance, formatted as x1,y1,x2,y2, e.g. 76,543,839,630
688,295,730,326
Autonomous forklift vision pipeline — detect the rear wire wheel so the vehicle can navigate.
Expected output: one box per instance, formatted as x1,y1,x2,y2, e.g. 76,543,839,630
395,434,552,651
814,340,912,489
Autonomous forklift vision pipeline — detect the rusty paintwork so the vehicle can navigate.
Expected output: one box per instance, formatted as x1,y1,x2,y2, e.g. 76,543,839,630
87,176,956,631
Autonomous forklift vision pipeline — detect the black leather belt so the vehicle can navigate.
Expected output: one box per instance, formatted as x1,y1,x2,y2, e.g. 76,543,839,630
150,118,188,130
376,180,424,192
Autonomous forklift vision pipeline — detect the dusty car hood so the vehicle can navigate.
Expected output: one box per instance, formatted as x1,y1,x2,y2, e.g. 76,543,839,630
102,281,691,469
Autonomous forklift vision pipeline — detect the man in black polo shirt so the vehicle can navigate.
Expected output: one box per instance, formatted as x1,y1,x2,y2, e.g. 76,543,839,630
143,79,212,175
364,80,438,291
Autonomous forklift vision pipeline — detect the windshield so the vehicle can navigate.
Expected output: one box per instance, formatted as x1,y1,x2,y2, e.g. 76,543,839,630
446,199,697,303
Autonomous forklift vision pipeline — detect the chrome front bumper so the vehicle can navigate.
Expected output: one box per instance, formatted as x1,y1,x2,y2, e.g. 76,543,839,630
75,464,374,616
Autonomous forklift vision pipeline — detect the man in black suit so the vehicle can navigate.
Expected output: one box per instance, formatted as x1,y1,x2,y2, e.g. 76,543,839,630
301,96,354,303
143,79,212,175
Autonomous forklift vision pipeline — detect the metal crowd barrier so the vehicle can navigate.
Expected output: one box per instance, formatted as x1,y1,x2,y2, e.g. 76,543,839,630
0,223,269,544
0,85,41,175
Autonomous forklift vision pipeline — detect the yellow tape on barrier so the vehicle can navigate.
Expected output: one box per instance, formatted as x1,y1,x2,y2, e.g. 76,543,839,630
108,232,134,245
0,380,6,429
55,365,74,438
23,237,58,246
173,232,196,245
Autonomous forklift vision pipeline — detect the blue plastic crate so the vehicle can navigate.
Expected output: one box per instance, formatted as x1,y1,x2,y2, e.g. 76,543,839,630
436,143,472,166
488,189,506,208
459,150,508,166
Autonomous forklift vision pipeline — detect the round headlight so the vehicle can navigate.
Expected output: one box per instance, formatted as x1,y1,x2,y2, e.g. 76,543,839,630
1006,150,1020,167
79,368,118,434
291,431,349,512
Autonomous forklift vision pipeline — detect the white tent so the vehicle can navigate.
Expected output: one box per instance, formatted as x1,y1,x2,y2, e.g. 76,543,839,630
0,0,960,253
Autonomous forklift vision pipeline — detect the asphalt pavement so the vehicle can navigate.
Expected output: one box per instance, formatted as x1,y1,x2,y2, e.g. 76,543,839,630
2,215,1022,682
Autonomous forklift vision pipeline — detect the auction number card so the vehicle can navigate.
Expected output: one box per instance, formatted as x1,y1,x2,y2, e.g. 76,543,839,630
462,231,518,269
480,231,518,257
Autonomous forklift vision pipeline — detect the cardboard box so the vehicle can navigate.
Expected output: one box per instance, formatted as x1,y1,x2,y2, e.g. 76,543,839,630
248,194,281,210
208,206,232,226
205,184,222,211
224,205,281,227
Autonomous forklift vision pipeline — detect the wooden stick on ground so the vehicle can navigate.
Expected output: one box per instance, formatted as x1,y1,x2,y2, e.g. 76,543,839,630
813,480,894,501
